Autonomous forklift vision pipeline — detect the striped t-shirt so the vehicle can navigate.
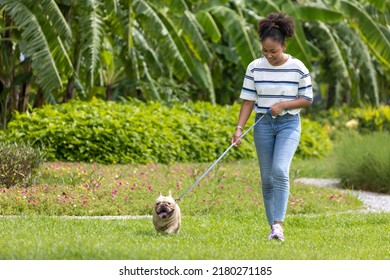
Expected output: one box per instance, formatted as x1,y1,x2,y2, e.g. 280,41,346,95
240,55,313,115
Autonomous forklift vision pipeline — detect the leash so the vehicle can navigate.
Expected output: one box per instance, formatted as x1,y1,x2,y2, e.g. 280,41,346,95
176,109,271,202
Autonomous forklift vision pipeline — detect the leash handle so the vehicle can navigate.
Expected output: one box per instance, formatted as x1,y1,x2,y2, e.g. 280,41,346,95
176,110,269,202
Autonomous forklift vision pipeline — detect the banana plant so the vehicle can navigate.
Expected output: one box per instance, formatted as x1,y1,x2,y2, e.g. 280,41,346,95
60,0,105,101
0,0,71,92
0,0,72,129
300,0,389,107
243,0,389,108
130,0,218,102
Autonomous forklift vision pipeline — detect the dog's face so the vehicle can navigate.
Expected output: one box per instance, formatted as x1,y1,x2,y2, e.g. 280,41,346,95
152,191,181,234
154,192,177,219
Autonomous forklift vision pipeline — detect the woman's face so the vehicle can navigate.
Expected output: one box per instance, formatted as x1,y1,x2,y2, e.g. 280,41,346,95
261,37,286,66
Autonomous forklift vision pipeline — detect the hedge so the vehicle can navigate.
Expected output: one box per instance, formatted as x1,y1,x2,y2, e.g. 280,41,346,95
311,104,390,138
3,99,331,164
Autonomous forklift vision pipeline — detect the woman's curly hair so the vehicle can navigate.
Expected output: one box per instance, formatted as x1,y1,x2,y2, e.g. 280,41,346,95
258,13,295,44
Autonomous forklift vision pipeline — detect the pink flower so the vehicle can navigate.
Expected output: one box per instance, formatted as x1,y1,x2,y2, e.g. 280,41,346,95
329,195,334,199
111,190,118,198
220,186,225,189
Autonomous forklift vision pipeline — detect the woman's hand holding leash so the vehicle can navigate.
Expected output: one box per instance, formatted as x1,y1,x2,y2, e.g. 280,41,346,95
231,126,243,146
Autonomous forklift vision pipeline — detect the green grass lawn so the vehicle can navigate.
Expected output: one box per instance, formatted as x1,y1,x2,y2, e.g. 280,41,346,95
0,158,389,260
1,213,389,260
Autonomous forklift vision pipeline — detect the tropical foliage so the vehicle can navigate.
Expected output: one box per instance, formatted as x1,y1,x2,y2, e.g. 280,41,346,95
1,0,389,128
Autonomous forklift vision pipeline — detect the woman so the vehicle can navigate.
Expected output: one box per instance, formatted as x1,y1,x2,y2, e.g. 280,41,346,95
231,13,313,241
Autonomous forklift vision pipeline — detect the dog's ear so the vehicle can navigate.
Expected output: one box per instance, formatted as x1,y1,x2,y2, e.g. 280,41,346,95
168,190,172,197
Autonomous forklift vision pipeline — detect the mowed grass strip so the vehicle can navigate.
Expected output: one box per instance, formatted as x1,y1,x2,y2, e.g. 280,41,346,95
0,212,389,260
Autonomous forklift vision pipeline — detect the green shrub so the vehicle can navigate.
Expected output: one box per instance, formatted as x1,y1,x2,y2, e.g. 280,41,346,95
334,132,390,194
311,104,390,139
298,118,332,159
353,105,390,133
3,99,330,164
0,142,45,188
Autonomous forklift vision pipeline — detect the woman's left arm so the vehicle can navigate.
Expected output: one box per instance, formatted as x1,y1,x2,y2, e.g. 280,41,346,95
269,98,312,116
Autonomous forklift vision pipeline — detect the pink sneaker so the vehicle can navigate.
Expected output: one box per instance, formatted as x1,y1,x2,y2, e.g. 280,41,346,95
268,224,285,241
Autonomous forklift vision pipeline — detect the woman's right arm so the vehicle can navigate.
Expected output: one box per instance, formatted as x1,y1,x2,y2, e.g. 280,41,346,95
231,100,255,146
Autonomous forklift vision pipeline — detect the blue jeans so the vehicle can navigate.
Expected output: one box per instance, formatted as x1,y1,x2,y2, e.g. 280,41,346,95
253,113,301,226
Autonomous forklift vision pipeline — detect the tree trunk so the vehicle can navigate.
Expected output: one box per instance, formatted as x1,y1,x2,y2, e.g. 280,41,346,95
33,88,45,108
325,84,336,110
8,86,18,114
63,76,75,103
18,64,32,113
105,85,112,101
4,14,17,115
0,80,6,130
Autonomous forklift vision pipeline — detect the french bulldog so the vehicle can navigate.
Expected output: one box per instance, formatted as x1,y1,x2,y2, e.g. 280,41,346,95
152,191,181,234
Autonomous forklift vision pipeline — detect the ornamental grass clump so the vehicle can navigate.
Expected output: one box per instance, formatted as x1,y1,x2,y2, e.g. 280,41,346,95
334,132,390,194
0,141,44,188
